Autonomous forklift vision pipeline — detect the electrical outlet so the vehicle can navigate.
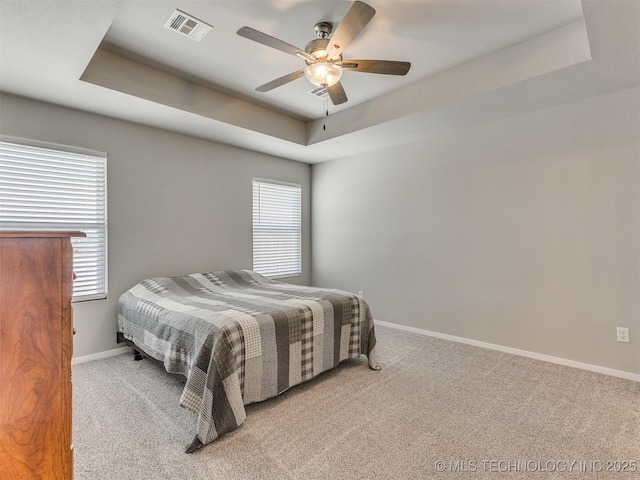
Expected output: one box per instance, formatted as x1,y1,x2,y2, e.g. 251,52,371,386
617,327,629,343
357,291,363,298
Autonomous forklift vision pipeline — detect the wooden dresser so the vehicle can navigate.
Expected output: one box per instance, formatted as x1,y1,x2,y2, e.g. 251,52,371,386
0,231,85,480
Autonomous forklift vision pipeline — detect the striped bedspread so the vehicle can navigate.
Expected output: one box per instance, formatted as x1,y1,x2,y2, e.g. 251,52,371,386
117,270,376,449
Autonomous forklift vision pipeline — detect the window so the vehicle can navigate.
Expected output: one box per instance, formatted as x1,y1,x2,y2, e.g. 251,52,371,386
253,179,301,278
0,138,107,301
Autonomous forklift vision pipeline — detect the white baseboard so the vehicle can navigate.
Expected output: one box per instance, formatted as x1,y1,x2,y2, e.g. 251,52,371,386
375,320,640,382
72,346,130,365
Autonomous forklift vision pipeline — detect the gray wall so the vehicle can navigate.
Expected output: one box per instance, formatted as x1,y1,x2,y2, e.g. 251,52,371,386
312,86,640,375
0,93,311,358
3,85,638,375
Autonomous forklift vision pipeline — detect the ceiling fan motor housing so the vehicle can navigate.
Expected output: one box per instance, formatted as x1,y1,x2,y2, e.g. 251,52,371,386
304,38,342,64
305,38,329,60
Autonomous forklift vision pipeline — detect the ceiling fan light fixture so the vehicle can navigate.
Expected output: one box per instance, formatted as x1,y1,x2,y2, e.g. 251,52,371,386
304,61,342,87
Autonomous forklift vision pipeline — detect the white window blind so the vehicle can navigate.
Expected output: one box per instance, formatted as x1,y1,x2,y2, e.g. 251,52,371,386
0,139,108,301
253,179,301,278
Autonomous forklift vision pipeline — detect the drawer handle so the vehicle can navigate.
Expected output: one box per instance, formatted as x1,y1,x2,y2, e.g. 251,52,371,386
73,328,77,335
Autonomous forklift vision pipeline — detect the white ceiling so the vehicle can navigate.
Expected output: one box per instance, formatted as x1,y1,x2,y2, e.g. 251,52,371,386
0,1,638,163
101,0,583,120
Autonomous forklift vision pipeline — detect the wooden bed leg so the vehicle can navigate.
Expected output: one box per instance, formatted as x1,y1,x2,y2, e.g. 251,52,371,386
368,347,381,371
185,437,203,454
133,349,143,361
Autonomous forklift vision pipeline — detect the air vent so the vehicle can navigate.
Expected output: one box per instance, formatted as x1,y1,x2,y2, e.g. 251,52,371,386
164,9,212,41
308,86,328,99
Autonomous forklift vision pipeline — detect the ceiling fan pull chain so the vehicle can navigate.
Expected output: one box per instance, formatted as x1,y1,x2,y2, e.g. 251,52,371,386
323,92,330,130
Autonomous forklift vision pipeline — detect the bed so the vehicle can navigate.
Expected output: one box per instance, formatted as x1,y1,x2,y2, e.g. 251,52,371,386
117,269,378,452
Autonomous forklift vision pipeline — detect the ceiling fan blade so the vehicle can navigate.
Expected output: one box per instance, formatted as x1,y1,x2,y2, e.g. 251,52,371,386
327,81,348,105
326,1,376,59
256,69,306,92
342,60,411,75
237,26,316,62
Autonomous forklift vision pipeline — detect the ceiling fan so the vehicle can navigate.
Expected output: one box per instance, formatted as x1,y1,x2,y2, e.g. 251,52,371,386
236,1,411,106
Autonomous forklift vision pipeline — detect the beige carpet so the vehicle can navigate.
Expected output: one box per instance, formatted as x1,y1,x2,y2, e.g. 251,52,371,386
73,326,639,479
